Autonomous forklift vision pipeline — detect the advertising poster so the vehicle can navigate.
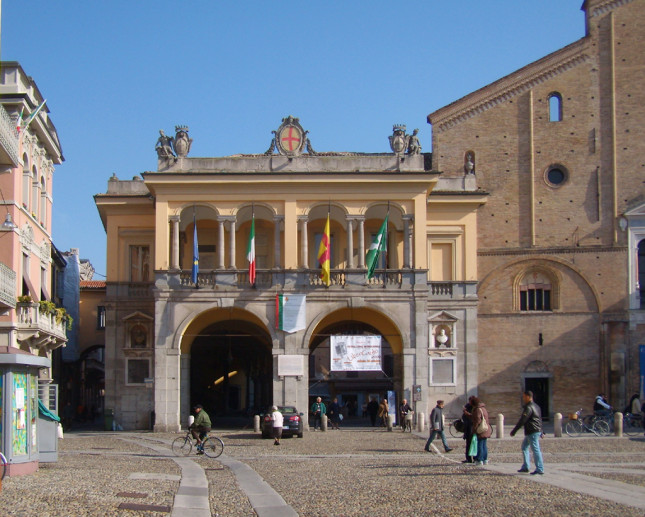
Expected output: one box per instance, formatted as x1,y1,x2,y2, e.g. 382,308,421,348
330,335,381,371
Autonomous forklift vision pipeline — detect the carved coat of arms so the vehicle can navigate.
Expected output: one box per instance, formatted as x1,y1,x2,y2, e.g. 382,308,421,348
389,124,409,157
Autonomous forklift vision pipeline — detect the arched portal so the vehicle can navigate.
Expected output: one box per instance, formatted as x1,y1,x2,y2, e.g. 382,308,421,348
308,307,403,424
181,309,272,423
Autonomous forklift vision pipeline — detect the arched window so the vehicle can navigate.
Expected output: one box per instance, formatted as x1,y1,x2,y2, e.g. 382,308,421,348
548,93,562,122
22,154,30,208
40,176,47,227
518,270,556,312
31,166,39,218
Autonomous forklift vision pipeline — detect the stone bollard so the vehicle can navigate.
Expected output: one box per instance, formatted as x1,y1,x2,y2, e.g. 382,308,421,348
417,412,425,433
387,414,394,431
321,414,328,432
614,412,623,437
554,413,562,437
253,414,260,433
496,413,504,439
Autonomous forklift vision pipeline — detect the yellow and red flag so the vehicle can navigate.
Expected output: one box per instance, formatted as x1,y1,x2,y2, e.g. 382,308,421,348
318,214,331,286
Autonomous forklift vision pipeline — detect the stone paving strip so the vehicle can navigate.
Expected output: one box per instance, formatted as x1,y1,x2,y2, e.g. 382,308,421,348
129,434,297,517
1,429,644,516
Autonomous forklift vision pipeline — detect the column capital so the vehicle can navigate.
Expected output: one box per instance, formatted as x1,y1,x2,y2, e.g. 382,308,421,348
402,213,414,221
169,215,180,223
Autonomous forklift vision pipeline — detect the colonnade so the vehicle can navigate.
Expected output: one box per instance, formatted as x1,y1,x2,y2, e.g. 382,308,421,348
169,213,414,270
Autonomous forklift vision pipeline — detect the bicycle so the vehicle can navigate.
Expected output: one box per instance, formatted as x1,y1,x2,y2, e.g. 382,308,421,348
1,451,7,480
448,419,464,438
622,413,643,436
401,411,414,432
565,409,610,437
172,429,224,458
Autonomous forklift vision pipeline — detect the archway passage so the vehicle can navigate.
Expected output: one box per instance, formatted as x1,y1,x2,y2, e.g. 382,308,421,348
190,320,272,423
309,308,403,426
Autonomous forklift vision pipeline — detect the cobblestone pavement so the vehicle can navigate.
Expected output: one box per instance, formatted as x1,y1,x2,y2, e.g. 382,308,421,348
1,427,645,516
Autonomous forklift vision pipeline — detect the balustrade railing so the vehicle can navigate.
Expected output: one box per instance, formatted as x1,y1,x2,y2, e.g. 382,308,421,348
152,269,473,298
16,302,68,339
0,104,19,165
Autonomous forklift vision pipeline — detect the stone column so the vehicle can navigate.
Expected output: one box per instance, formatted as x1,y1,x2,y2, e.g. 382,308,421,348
273,215,283,268
403,214,414,268
217,218,226,269
299,217,309,268
346,217,355,268
357,216,365,268
169,215,180,270
228,218,236,269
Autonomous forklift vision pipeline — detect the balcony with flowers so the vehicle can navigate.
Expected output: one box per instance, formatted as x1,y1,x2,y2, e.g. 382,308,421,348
15,296,69,352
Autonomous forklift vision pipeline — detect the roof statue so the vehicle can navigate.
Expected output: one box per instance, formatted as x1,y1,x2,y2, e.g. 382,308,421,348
389,125,421,157
156,126,192,161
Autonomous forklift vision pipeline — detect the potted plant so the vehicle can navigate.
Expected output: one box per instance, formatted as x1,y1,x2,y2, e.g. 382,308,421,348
17,294,33,303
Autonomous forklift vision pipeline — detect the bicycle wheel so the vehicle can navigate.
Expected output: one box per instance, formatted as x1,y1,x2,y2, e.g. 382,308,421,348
565,420,582,437
1,452,7,480
623,415,640,436
203,436,224,458
172,436,193,456
592,420,611,437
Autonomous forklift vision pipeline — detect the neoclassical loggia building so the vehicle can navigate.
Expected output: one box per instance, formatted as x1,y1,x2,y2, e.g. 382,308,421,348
95,118,484,431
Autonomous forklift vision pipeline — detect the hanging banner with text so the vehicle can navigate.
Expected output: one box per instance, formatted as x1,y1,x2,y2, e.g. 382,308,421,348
330,335,382,371
276,294,306,333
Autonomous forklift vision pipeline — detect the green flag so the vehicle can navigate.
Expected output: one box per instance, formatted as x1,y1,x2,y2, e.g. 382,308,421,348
366,215,388,279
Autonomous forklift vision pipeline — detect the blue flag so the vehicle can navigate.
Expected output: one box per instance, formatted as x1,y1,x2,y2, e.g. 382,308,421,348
191,214,199,285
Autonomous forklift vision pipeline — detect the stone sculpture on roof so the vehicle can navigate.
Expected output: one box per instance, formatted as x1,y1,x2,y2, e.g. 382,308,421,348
265,116,316,157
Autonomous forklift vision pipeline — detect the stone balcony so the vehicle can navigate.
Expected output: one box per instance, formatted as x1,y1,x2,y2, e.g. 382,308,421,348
144,269,478,300
16,302,68,352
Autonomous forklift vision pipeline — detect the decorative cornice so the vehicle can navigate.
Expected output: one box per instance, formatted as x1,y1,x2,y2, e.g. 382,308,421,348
429,39,590,132
479,245,627,257
590,0,635,17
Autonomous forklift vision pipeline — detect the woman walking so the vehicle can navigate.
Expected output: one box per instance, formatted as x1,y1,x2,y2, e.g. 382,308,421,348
471,397,492,465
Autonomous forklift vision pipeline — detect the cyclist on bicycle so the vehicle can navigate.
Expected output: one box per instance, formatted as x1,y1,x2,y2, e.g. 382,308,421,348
593,394,612,419
190,404,211,454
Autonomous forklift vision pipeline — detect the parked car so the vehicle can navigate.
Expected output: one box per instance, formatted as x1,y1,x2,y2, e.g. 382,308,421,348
260,406,304,438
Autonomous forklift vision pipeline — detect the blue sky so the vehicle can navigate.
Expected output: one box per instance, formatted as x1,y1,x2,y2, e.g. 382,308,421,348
1,1,586,277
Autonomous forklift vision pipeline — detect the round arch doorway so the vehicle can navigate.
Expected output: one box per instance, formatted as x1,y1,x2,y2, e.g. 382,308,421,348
190,320,272,425
309,312,403,427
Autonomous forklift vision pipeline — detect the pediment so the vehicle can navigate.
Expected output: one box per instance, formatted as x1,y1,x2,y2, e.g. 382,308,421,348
122,311,153,322
624,201,645,217
428,310,459,323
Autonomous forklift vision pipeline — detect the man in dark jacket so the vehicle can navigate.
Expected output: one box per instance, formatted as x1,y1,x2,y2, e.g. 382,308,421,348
510,391,544,475
424,400,453,453
190,404,211,454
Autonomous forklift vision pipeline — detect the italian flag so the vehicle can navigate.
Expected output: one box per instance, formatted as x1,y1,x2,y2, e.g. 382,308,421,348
247,216,256,285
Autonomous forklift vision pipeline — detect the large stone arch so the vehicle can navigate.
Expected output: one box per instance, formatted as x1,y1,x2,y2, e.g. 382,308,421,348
304,306,404,420
176,307,274,424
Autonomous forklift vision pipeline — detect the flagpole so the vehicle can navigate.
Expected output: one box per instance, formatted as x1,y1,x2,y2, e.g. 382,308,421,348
383,202,389,288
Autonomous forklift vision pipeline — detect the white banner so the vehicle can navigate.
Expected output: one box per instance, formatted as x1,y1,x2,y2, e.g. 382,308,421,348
330,335,382,371
276,294,307,333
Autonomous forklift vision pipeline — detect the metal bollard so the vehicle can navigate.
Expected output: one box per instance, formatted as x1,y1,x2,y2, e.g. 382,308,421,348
417,412,425,433
321,414,328,432
554,413,562,437
387,414,394,431
496,413,504,439
615,412,623,437
254,414,260,433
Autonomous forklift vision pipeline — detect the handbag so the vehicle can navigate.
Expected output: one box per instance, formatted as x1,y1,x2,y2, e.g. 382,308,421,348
475,409,488,434
468,434,478,457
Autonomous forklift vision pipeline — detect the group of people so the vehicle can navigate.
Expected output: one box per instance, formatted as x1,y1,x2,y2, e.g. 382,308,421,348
423,390,544,475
